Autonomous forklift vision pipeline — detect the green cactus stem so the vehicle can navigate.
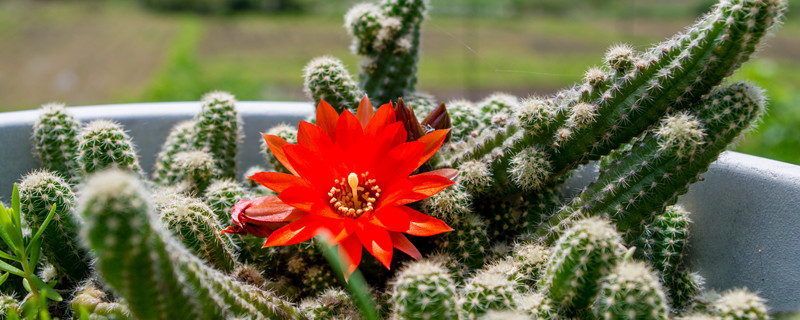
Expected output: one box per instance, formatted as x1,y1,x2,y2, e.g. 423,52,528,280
347,0,427,104
32,103,81,178
539,217,625,313
534,82,766,245
515,292,556,320
300,288,360,320
193,91,241,179
18,170,90,284
153,120,195,185
76,120,142,176
77,169,301,319
509,243,549,290
71,281,132,319
172,150,219,196
590,261,670,320
302,265,337,297
203,179,249,225
711,289,769,320
156,193,238,272
390,258,458,320
460,270,517,319
303,56,364,113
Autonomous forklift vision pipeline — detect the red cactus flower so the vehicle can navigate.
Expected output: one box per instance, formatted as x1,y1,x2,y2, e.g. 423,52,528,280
227,95,455,275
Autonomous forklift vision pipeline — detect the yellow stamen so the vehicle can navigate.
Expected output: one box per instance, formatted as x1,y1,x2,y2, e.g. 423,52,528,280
348,172,360,208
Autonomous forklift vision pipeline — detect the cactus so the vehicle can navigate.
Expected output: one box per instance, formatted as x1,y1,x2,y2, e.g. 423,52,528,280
156,193,238,272
76,120,142,177
346,0,427,103
460,270,517,319
390,258,458,320
193,91,241,179
439,211,490,270
539,217,625,313
711,289,769,320
510,243,549,289
153,120,195,185
303,56,364,113
534,82,766,244
77,169,301,319
0,294,20,317
448,99,483,139
478,93,519,128
261,124,297,174
203,179,249,225
478,310,532,320
301,265,337,297
32,103,81,178
590,261,670,320
172,150,219,196
515,292,556,320
300,288,360,320
71,281,132,319
448,0,785,199
18,170,90,284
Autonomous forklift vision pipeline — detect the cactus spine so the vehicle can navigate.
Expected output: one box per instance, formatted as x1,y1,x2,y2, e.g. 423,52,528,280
346,0,427,103
32,103,81,178
71,282,132,319
193,91,241,179
172,150,219,196
18,170,90,283
303,56,364,113
390,259,458,320
711,288,769,320
153,120,195,185
460,270,517,319
203,179,248,225
590,261,670,320
300,288,360,320
77,169,301,319
539,217,625,313
76,120,142,176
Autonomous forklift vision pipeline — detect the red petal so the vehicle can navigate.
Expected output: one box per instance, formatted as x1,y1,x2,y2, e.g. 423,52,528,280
249,172,307,194
373,142,424,186
389,232,422,260
240,196,305,223
361,122,405,172
296,121,348,177
264,215,321,247
335,110,365,164
316,100,339,141
355,224,394,269
399,206,453,236
393,173,455,205
283,144,335,192
416,129,449,167
263,134,298,176
277,185,320,212
364,103,397,139
338,234,363,276
425,168,459,180
355,95,373,129
377,178,413,208
370,206,411,232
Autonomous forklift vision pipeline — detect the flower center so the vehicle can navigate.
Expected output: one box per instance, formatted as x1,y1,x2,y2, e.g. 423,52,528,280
328,172,381,218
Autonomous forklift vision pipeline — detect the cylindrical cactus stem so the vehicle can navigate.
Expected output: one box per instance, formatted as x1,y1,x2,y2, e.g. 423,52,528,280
71,281,132,319
18,170,90,284
32,103,81,178
156,193,238,272
518,186,561,236
193,91,242,179
711,289,769,320
439,210,490,270
303,56,364,114
534,82,766,245
261,123,297,174
478,310,532,320
203,179,249,225
172,150,219,196
478,93,519,128
153,120,195,186
76,120,142,177
509,243,549,289
390,258,459,320
452,0,785,196
77,169,301,319
515,292,556,320
460,270,517,319
668,269,706,312
301,265,337,297
300,288,360,320
448,99,483,139
590,261,670,320
350,0,427,104
539,217,625,313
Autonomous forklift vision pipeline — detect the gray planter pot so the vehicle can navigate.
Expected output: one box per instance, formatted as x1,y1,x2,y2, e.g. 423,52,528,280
1,102,798,313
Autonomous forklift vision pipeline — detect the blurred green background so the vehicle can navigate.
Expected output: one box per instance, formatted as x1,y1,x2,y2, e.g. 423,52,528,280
1,0,798,164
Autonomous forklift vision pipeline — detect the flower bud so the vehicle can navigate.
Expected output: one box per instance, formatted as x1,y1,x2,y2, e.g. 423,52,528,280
222,196,304,238
422,103,452,142
395,98,426,142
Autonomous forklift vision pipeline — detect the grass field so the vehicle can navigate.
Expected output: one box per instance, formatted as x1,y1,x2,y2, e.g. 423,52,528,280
1,0,799,164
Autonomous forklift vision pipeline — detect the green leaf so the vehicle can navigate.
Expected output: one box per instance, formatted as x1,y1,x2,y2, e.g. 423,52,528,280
0,272,8,286
0,207,20,254
11,184,20,229
26,204,56,255
0,259,24,276
28,237,42,269
0,246,19,262
31,276,62,301
315,235,379,320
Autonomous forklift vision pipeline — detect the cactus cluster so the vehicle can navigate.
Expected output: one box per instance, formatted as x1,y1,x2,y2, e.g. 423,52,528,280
9,0,789,319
